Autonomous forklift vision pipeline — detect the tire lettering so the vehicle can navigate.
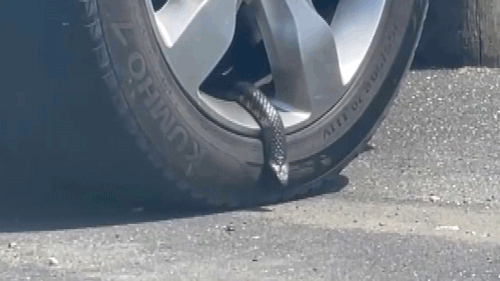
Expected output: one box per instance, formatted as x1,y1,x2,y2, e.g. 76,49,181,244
184,140,205,177
351,96,363,111
322,23,399,142
167,126,188,153
289,160,315,179
150,99,174,135
319,154,332,167
337,113,347,127
111,22,133,46
114,21,206,177
128,52,147,81
362,81,372,94
323,123,335,139
323,112,348,140
138,77,161,107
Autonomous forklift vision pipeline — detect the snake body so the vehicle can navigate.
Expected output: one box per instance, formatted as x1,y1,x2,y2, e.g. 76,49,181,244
232,82,289,186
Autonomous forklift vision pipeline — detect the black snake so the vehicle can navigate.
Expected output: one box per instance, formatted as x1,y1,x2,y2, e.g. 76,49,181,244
230,82,289,186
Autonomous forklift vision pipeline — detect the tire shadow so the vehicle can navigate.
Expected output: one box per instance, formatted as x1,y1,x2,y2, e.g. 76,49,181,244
0,174,349,233
0,179,209,233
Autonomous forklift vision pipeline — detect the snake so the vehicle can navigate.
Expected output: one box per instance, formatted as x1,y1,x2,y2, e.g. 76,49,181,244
230,82,289,186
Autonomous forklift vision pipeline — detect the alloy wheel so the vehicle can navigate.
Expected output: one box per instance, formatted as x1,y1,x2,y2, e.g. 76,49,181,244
146,0,387,135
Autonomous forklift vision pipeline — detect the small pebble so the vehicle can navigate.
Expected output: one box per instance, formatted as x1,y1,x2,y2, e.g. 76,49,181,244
429,195,440,203
436,225,460,231
8,242,17,248
48,257,59,266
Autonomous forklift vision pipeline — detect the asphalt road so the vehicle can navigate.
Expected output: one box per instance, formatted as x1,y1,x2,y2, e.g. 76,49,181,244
1,66,500,280
2,2,500,280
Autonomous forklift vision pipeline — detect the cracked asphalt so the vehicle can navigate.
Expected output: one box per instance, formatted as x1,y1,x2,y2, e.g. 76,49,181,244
1,67,500,280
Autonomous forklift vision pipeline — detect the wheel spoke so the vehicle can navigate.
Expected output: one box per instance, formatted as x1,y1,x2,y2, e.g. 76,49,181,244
154,0,240,93
251,0,343,113
331,0,386,84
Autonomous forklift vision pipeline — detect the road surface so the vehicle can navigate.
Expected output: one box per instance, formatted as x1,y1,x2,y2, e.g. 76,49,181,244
1,65,500,280
1,2,500,279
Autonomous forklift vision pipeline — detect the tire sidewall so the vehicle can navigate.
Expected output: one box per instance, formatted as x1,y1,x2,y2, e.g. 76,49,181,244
93,0,427,204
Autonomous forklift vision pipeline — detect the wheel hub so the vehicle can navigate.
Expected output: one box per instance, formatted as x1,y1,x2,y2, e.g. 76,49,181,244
146,0,386,135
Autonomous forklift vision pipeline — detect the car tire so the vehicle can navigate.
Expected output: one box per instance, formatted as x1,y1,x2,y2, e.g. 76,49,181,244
75,0,429,207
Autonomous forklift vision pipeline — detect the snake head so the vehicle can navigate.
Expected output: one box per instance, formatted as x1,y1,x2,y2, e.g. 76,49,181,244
270,162,289,186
